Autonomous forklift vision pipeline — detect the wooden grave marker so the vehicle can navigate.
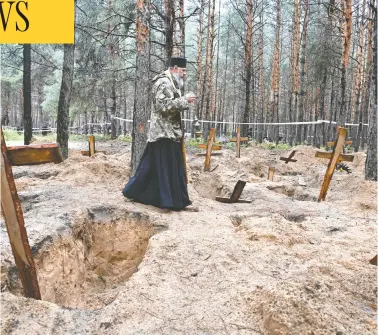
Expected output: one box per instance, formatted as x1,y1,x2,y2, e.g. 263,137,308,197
229,127,248,158
215,180,251,204
6,143,63,166
316,126,354,201
81,135,106,157
327,140,352,148
268,167,275,181
280,150,297,164
196,128,222,171
1,128,63,299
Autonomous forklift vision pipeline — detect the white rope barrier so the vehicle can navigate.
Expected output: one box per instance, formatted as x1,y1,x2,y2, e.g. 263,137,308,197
85,122,112,126
112,116,368,127
112,116,134,123
2,118,369,132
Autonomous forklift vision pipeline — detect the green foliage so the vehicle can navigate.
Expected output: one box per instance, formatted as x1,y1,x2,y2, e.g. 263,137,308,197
118,135,132,142
187,137,205,148
345,145,354,153
3,130,57,143
3,129,23,141
41,80,60,117
255,141,292,150
223,142,235,150
69,134,88,141
1,72,22,85
38,134,57,142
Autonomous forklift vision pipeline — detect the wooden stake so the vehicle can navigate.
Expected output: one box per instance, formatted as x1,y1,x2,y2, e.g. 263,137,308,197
81,136,106,156
280,150,297,164
215,180,251,203
229,127,248,158
268,167,275,181
317,127,353,201
1,129,41,299
204,128,216,171
88,135,95,157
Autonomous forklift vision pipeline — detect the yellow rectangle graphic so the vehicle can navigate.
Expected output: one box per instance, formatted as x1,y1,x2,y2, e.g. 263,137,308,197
0,0,74,43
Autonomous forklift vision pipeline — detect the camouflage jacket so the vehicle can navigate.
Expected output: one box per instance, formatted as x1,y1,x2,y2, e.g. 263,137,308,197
148,70,189,142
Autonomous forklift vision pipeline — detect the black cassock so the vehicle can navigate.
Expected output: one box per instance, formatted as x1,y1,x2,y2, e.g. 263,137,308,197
122,138,191,210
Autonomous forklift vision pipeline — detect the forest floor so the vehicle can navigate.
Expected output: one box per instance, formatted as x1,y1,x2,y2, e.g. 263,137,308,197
1,136,377,335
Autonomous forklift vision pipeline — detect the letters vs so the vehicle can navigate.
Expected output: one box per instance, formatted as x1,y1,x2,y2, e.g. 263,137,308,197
0,1,29,32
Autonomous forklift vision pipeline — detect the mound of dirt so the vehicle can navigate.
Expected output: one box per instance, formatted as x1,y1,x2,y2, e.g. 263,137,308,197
1,140,376,335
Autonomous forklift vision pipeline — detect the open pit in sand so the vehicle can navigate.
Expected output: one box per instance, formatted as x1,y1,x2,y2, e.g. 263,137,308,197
8,212,156,310
1,140,376,334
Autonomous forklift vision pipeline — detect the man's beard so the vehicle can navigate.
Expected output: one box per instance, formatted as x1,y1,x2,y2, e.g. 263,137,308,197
172,73,184,89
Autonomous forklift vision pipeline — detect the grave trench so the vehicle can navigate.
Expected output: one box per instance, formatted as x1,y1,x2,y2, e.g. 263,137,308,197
266,184,317,202
7,213,157,310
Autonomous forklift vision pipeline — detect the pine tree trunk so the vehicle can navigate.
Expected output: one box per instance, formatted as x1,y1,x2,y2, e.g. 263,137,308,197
352,0,366,151
57,44,75,159
131,0,151,176
111,78,117,139
207,0,216,123
296,0,308,144
257,15,265,143
360,2,374,150
84,111,88,135
1,82,10,126
288,0,300,146
328,67,337,140
194,0,205,121
312,89,320,148
179,0,185,56
214,0,221,136
164,0,175,64
365,3,377,180
123,87,128,136
268,0,281,141
242,0,253,138
339,0,352,126
202,0,214,141
319,69,328,146
23,44,32,145
220,21,230,136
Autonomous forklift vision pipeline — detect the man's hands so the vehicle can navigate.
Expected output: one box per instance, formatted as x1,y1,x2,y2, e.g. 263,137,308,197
185,92,196,104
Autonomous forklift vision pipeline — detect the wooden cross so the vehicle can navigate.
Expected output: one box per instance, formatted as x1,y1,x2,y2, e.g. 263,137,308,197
280,150,297,164
196,128,222,171
1,128,63,299
229,127,248,158
215,180,251,203
327,140,352,148
81,135,105,157
316,126,354,201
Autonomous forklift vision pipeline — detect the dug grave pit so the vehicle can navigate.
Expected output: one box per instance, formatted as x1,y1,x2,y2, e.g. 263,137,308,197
8,214,156,310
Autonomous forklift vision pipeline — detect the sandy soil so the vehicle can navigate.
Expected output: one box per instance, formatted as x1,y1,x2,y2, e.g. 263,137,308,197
1,139,376,334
